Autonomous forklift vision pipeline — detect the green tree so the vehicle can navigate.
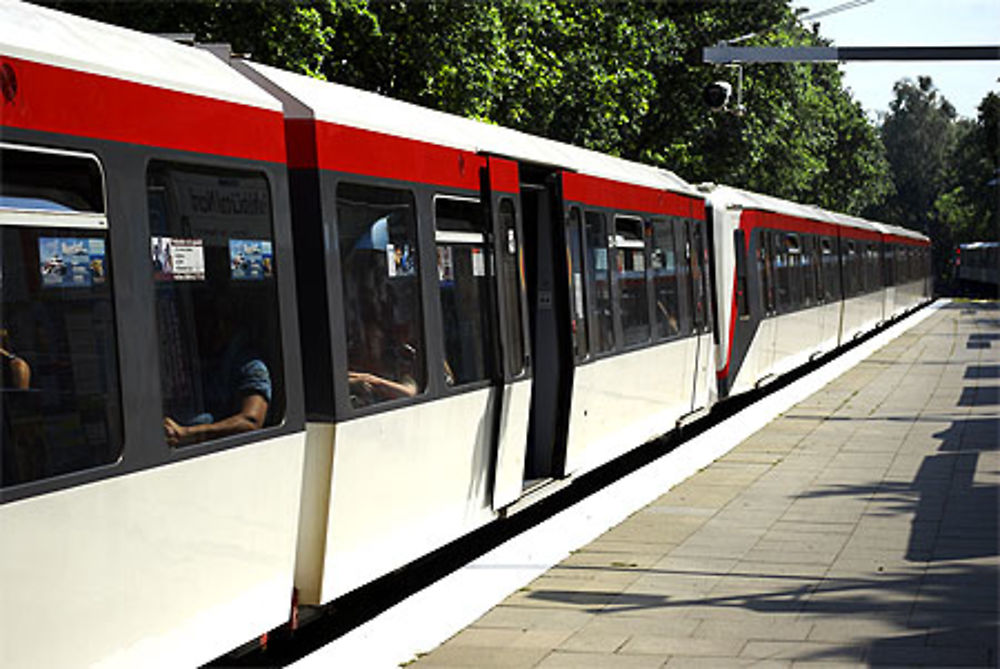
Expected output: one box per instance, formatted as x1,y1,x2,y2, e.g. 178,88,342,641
39,0,891,218
935,92,1000,245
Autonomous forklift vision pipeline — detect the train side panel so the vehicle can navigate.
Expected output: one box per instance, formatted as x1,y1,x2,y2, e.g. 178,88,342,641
1,6,306,667
1,435,304,669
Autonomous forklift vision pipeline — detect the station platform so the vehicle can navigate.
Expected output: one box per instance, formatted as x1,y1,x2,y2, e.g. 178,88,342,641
406,301,999,668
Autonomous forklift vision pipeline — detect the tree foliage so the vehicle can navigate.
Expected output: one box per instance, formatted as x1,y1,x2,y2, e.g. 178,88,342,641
871,78,999,281
40,0,891,217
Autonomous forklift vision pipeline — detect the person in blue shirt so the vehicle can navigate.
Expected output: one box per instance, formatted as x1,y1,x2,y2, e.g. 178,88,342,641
163,302,272,447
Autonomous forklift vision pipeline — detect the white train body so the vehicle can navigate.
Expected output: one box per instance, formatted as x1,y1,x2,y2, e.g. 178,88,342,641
0,4,931,667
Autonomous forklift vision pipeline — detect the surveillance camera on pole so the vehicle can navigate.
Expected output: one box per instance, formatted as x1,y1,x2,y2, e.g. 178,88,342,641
703,80,732,111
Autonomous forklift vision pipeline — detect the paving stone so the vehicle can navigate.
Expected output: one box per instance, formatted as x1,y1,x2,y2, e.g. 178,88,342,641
557,630,630,653
412,305,1000,669
666,658,792,669
535,650,670,668
412,645,550,667
619,634,746,656
740,640,865,662
692,619,814,641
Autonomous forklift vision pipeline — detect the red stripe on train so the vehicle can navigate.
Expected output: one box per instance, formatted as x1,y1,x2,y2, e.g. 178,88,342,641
287,119,485,191
1,56,285,163
563,172,703,218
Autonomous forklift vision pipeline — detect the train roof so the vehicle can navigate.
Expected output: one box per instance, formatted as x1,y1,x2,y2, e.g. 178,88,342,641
959,241,999,249
242,61,700,199
876,222,929,243
700,184,930,241
0,0,280,112
699,184,840,225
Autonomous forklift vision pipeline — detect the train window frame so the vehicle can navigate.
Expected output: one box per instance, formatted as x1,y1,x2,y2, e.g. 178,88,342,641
335,181,428,412
583,209,615,355
786,233,804,310
497,197,526,378
845,240,858,297
732,228,750,319
773,230,791,313
650,217,683,337
800,235,816,308
613,214,651,348
758,228,776,316
0,142,107,221
1,143,125,489
689,219,709,333
566,206,589,362
433,194,496,390
146,160,287,449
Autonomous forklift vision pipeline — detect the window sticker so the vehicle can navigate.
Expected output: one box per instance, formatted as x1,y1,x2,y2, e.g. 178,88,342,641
437,246,454,283
574,275,584,319
39,237,106,288
633,250,645,272
152,236,205,281
387,242,415,279
229,238,274,280
594,248,608,271
471,247,485,277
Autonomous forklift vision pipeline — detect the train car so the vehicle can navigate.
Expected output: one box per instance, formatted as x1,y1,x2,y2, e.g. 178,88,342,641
704,185,931,400
234,59,713,607
879,222,933,318
0,4,306,667
1,4,934,667
955,241,999,297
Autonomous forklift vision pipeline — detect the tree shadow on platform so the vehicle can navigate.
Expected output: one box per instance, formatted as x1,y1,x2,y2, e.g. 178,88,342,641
526,407,998,665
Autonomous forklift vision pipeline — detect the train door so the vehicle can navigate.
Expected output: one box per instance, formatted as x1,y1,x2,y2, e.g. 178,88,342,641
481,157,534,510
687,219,713,410
521,168,574,490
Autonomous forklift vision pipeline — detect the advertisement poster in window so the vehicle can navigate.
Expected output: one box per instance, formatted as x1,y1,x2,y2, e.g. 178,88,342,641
437,246,454,284
152,236,205,281
39,237,106,288
386,242,415,279
471,247,485,277
230,239,274,280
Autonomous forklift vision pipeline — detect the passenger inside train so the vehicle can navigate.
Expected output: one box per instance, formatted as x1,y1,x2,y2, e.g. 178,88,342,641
337,182,426,408
161,294,272,447
148,161,284,445
0,329,30,390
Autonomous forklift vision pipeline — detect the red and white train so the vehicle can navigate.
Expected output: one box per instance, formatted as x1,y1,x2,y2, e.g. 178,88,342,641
0,3,931,667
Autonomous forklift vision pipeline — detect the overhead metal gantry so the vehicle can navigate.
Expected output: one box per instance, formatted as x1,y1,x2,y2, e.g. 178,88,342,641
704,45,1000,64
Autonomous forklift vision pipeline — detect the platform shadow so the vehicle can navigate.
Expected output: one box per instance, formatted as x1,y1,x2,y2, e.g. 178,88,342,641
526,405,998,665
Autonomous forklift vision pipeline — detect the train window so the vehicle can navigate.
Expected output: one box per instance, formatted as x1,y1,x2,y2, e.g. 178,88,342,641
884,244,895,287
690,221,709,332
336,183,425,408
732,229,750,319
1,145,123,487
801,236,816,307
0,143,105,214
435,196,493,387
651,218,682,336
813,237,824,304
147,162,284,446
498,198,525,376
843,241,856,296
869,244,881,291
820,238,836,302
566,208,588,361
774,231,790,311
584,211,614,353
615,216,650,347
758,230,776,315
786,234,803,309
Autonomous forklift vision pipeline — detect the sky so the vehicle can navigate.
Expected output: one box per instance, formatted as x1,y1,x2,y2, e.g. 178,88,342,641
789,0,1000,120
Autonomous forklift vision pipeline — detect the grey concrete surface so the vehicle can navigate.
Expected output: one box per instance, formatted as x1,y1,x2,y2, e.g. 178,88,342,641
410,302,999,668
